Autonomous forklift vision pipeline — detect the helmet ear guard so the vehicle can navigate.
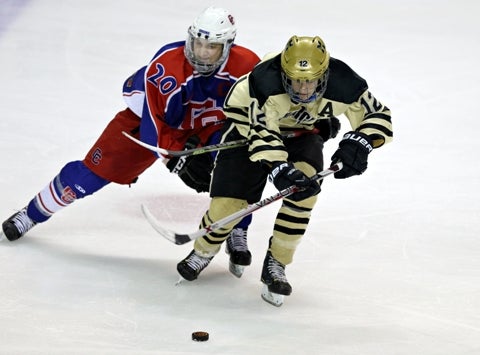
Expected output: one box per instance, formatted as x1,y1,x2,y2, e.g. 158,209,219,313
280,36,330,103
185,7,237,75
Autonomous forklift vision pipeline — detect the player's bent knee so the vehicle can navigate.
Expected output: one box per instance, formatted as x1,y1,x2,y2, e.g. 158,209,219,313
59,161,110,199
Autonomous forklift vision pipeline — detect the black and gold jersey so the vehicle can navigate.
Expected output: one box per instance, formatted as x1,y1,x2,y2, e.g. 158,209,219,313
223,53,393,164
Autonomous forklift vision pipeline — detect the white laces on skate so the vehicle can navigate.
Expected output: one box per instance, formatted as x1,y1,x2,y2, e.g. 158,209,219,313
185,252,212,271
10,208,36,236
267,257,288,282
227,228,248,252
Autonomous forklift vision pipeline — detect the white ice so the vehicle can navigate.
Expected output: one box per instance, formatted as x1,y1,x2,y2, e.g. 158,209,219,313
1,0,480,354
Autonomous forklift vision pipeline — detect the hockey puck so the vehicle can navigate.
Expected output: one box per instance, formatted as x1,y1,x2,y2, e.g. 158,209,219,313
192,331,209,342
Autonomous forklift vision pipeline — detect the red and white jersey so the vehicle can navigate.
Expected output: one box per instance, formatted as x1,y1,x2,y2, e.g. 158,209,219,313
123,41,259,155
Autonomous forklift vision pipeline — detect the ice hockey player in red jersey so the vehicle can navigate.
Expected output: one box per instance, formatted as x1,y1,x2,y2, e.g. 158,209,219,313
1,7,259,277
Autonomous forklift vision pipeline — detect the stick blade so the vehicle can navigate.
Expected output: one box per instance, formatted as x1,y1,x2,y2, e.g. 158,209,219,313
140,204,192,245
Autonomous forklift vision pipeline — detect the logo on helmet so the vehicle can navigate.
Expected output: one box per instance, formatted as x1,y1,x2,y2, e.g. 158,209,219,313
197,28,210,38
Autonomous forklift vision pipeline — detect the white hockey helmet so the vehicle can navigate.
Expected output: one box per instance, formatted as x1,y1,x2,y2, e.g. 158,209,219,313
185,7,237,75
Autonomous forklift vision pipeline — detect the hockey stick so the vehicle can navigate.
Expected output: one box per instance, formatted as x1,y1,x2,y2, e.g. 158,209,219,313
122,131,246,157
141,162,343,245
122,128,319,157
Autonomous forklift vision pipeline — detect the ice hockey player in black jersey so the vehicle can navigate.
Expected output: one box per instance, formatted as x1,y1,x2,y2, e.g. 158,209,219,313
176,35,393,306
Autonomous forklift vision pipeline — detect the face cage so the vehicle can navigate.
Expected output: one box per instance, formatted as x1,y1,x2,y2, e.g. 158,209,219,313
184,34,232,76
281,69,329,103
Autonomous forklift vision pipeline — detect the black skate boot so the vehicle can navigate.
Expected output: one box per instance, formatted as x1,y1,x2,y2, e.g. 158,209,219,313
261,251,292,306
177,249,213,281
2,207,36,241
225,228,252,278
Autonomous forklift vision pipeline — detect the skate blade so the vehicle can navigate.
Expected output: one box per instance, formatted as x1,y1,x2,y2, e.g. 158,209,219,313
229,262,245,278
175,276,186,286
261,284,284,307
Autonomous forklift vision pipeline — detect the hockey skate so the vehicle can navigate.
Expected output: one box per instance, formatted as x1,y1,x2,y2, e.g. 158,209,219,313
260,251,292,307
225,228,251,278
1,207,36,241
177,249,213,282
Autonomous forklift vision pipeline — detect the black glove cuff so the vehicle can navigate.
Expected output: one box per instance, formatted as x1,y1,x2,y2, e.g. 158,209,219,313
339,131,373,153
269,161,290,180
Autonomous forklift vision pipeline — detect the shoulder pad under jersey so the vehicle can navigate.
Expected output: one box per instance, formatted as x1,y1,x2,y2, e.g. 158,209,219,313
323,58,368,103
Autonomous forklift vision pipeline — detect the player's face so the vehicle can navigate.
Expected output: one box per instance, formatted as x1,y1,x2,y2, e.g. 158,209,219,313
290,79,319,102
192,38,223,65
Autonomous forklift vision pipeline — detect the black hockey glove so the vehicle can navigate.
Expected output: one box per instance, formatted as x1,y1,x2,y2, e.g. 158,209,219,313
331,131,373,179
314,116,341,142
166,136,213,193
269,161,321,201
177,153,213,193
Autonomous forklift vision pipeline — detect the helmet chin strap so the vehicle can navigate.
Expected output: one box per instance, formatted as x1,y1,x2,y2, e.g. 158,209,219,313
291,94,317,104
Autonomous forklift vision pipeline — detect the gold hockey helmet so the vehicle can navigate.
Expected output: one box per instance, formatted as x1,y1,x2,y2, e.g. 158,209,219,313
280,35,330,102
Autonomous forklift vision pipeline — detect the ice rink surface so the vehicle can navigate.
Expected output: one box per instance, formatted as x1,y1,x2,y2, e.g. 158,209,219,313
1,0,479,354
